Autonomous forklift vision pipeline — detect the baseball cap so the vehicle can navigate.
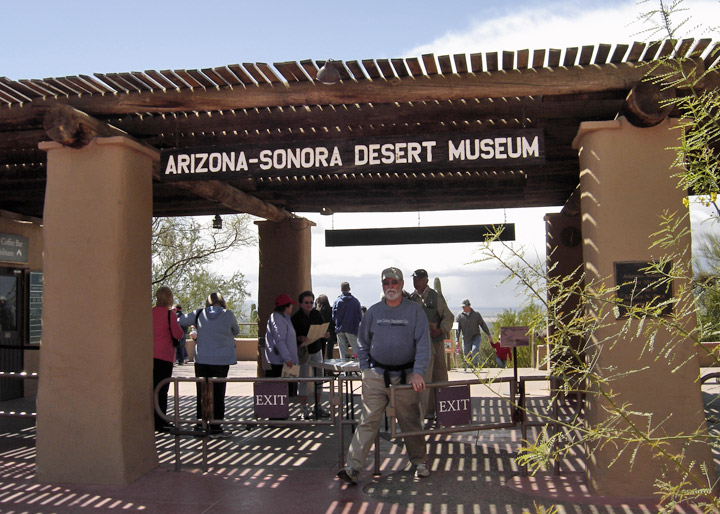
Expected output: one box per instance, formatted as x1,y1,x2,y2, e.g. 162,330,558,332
381,267,403,281
274,293,296,306
461,299,471,306
412,269,428,278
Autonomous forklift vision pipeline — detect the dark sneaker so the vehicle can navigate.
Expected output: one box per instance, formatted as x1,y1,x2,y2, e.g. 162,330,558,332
316,406,331,418
337,466,358,484
415,463,430,478
209,428,231,439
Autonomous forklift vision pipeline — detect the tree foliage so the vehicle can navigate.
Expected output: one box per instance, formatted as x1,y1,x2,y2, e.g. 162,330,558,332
471,2,720,509
694,231,720,341
151,215,255,316
490,304,545,367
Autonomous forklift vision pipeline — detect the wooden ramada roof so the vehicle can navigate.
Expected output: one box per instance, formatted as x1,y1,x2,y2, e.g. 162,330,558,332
1,39,718,220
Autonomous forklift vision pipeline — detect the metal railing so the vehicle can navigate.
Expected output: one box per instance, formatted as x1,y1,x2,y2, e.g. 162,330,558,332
700,372,720,426
154,372,568,474
154,375,338,471
387,376,518,438
336,374,527,473
0,372,38,419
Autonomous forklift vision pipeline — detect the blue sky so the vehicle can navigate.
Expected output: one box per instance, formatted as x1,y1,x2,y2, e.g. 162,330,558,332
4,0,719,314
4,0,658,80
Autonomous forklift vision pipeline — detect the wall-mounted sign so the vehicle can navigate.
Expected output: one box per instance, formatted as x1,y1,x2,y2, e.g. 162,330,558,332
615,261,673,317
253,382,289,419
160,129,544,181
326,223,515,247
436,385,472,427
500,326,530,347
0,234,28,264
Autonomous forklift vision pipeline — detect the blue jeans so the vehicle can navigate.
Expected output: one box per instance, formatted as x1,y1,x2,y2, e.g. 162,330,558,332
462,334,482,367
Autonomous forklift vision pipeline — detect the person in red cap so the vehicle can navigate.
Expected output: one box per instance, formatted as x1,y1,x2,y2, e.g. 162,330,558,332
264,294,299,377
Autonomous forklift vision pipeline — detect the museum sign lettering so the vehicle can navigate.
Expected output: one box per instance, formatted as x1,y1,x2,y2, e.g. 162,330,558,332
160,129,544,180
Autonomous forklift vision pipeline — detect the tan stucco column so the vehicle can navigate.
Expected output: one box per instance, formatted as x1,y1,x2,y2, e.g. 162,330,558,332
573,117,715,497
255,217,314,373
545,208,583,373
37,137,158,484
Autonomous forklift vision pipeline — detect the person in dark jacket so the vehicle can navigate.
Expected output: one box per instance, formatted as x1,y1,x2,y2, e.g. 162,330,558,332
315,294,336,359
332,282,363,359
291,290,330,419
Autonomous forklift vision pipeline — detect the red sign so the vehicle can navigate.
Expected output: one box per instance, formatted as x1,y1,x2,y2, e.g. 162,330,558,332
435,385,472,427
253,382,290,419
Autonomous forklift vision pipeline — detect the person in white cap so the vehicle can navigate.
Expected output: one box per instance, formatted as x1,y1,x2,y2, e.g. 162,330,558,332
337,267,431,484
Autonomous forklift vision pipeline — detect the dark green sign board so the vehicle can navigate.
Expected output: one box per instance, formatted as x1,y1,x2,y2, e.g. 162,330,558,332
614,261,673,317
160,129,545,181
0,234,28,264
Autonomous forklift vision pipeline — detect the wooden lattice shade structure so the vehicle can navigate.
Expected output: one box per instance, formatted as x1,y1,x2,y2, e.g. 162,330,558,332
1,40,718,221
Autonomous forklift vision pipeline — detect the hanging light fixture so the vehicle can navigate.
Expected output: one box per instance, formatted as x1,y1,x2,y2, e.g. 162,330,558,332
212,213,223,230
316,59,340,85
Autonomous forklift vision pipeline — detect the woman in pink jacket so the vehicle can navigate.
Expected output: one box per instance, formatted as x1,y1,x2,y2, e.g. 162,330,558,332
153,286,185,432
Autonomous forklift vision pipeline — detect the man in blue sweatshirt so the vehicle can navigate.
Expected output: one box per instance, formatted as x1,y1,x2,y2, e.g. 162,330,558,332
337,267,431,484
332,281,363,359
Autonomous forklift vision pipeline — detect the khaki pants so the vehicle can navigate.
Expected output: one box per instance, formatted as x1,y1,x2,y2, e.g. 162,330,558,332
345,368,427,471
421,337,448,418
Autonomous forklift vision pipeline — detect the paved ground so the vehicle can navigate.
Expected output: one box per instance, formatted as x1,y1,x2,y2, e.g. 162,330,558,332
0,362,715,513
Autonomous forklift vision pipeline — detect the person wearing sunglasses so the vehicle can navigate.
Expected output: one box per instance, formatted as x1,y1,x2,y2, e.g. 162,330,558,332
337,267,431,485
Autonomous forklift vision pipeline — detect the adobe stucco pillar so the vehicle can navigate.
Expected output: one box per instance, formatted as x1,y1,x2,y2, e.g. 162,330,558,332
255,218,314,373
37,137,158,484
545,206,583,374
574,118,715,497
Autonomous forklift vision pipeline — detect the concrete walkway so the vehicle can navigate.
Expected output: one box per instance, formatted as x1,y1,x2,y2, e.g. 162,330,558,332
0,363,714,513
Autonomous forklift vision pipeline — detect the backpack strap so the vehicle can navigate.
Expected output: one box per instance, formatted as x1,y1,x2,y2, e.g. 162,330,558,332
167,309,173,336
168,310,180,347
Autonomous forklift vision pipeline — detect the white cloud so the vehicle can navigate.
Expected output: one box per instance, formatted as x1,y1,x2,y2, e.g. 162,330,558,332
218,0,720,316
405,0,718,64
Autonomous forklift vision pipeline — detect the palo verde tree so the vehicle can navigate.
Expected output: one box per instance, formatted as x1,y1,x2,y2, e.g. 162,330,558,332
473,2,720,511
151,214,255,316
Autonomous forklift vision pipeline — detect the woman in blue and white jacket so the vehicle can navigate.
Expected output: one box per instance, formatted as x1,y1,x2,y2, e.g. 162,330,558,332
265,294,299,377
180,291,239,437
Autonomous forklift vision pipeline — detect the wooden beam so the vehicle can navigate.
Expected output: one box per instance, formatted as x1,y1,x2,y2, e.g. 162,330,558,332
40,104,290,221
0,209,43,225
42,103,131,148
171,179,291,222
621,79,676,127
105,94,626,139
4,62,657,125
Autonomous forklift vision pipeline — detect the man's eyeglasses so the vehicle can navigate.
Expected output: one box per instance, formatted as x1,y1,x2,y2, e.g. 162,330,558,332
382,279,400,286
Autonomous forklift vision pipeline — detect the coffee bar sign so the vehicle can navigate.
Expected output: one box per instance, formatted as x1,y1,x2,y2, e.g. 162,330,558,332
160,129,544,181
0,234,28,264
